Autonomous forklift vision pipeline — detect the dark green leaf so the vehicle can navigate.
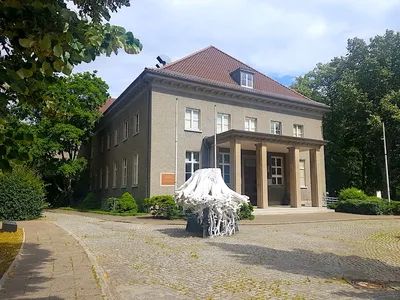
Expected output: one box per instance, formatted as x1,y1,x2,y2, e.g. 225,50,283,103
19,37,35,48
53,59,64,72
39,34,51,50
53,44,63,57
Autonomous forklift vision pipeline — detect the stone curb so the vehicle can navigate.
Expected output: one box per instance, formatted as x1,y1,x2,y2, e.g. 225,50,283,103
50,221,114,300
0,228,26,290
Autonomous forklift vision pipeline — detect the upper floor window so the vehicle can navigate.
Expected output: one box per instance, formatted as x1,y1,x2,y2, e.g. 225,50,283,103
133,113,139,135
241,72,253,88
185,108,200,131
114,128,119,146
293,124,304,138
185,151,200,181
218,153,230,184
245,117,257,132
270,121,281,135
123,120,129,141
100,136,104,153
217,113,230,133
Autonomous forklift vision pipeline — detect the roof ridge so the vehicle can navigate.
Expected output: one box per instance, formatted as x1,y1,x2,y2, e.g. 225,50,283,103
161,45,215,69
206,47,311,101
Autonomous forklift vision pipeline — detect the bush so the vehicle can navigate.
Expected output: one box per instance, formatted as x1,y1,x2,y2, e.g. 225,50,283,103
143,195,183,219
238,203,255,220
0,166,46,220
388,201,400,215
82,192,100,209
117,192,138,213
327,202,338,210
338,188,367,201
335,199,389,215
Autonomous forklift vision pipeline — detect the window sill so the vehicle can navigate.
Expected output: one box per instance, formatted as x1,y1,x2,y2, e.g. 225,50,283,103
184,129,202,133
123,138,128,142
133,132,139,136
301,186,308,189
121,185,127,189
113,186,117,189
132,184,138,188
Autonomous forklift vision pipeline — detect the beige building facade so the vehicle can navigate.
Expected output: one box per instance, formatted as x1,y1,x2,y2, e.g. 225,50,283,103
89,46,329,208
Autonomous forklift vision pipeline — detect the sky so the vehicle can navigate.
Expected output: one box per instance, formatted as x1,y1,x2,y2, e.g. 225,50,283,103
74,0,400,98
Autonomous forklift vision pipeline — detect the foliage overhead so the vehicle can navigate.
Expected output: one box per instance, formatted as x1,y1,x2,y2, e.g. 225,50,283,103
291,30,400,198
0,0,142,169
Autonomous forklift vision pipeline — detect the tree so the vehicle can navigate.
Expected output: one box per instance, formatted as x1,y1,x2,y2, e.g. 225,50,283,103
291,30,400,198
0,0,142,170
20,72,109,206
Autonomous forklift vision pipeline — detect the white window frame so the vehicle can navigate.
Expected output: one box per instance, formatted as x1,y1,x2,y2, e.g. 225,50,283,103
217,113,230,133
132,153,139,186
241,72,254,88
185,108,200,131
113,161,117,188
114,128,119,146
293,124,304,138
185,151,200,181
133,113,139,135
105,165,109,189
122,158,127,187
245,117,257,132
270,121,282,135
300,159,306,188
271,156,283,185
218,153,230,184
99,168,103,190
107,133,111,150
123,120,129,141
90,146,94,159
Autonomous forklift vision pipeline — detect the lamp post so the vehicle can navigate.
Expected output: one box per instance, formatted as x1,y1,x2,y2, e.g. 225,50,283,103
382,122,391,203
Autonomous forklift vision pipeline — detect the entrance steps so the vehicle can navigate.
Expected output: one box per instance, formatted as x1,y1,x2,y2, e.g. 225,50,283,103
253,206,330,215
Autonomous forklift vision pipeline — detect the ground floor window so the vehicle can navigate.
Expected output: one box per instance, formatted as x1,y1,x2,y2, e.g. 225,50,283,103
185,151,200,180
218,153,230,184
299,159,306,187
132,153,138,186
271,156,283,185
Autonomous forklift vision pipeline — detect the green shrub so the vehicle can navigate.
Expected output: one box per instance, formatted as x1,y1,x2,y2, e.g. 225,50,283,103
388,201,400,215
238,203,255,220
117,192,138,213
338,188,367,201
0,166,46,220
335,199,389,215
82,192,100,209
327,202,338,210
108,197,120,211
143,195,183,219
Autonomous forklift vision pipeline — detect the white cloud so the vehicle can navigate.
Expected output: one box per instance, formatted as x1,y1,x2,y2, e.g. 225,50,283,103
74,0,400,97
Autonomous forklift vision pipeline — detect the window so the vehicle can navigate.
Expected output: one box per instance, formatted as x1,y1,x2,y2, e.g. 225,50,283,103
217,113,230,133
241,72,254,88
133,113,139,135
245,117,257,132
122,158,127,187
185,151,200,180
100,137,104,153
270,121,282,135
105,165,109,189
113,161,117,188
90,146,94,159
132,154,138,186
218,153,230,184
293,124,304,137
271,156,283,185
107,133,111,150
99,168,103,190
93,171,97,190
300,159,306,187
123,120,129,141
89,171,93,190
114,128,119,146
185,108,200,131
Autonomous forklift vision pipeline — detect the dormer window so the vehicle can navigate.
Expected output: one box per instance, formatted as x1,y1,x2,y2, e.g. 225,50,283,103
241,72,253,88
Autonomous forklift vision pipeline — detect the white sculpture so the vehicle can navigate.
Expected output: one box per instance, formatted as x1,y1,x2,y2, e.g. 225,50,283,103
175,168,249,237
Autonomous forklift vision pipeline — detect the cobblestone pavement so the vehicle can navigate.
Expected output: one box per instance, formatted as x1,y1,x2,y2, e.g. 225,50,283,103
45,212,400,300
0,220,102,300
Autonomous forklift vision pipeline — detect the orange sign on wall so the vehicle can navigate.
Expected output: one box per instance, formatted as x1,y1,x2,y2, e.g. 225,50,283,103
161,173,175,186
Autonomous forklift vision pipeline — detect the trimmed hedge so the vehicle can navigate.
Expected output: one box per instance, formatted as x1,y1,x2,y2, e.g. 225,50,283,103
338,188,367,201
82,192,100,209
335,199,388,215
111,192,138,214
143,195,183,219
0,166,46,220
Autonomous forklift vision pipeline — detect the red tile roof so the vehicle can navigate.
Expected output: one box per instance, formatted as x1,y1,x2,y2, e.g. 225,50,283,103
99,97,116,114
158,46,310,101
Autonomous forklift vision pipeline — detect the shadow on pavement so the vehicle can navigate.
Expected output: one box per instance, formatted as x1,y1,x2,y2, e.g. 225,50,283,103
209,242,400,300
157,227,202,238
0,241,62,300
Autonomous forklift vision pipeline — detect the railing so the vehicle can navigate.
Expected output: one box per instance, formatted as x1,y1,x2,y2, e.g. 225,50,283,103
323,196,339,207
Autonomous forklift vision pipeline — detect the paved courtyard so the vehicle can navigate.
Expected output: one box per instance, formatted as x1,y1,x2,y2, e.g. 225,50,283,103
45,211,400,300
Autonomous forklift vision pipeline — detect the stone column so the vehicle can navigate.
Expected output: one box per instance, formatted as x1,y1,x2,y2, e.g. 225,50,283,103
310,148,322,207
256,143,268,208
230,139,241,193
289,147,301,208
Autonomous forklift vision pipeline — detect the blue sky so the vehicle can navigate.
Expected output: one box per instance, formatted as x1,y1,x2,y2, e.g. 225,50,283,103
74,0,400,97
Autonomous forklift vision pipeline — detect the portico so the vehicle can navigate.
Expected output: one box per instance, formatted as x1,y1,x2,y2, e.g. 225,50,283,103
207,130,327,208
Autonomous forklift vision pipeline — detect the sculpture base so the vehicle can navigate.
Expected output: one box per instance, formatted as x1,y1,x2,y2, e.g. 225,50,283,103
2,221,18,232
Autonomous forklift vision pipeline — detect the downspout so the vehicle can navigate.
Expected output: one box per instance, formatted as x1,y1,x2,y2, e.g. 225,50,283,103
146,86,152,198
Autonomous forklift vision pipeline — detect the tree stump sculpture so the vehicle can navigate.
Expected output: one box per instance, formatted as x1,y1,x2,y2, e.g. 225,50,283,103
175,168,249,237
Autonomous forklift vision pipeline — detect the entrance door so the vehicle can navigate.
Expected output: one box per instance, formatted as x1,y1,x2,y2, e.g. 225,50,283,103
243,157,257,206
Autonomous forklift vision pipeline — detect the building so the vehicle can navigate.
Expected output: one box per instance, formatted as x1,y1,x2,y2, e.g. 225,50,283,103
90,46,329,208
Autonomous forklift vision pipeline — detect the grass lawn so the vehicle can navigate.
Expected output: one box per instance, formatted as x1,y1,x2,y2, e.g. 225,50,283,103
0,228,23,278
58,207,149,217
